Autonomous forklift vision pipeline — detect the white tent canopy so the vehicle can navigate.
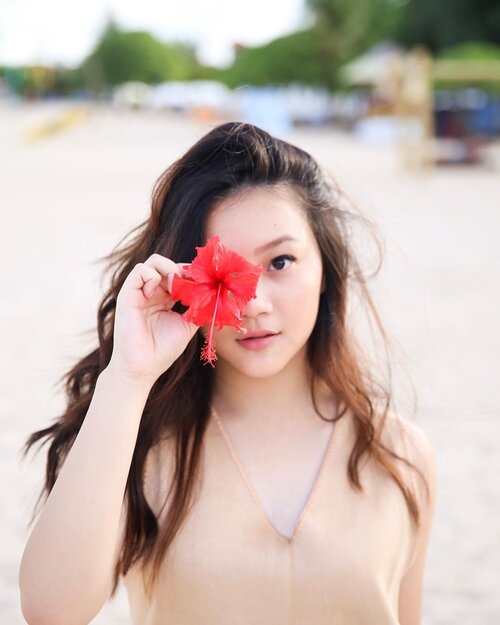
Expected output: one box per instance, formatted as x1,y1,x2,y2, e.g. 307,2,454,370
340,42,406,87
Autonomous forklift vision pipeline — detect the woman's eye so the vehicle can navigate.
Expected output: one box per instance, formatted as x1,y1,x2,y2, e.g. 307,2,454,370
269,255,296,272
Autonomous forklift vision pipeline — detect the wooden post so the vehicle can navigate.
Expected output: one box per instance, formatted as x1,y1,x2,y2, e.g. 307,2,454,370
393,46,434,174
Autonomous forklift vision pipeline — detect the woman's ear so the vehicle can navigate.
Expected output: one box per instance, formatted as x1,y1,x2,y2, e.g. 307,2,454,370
320,271,326,294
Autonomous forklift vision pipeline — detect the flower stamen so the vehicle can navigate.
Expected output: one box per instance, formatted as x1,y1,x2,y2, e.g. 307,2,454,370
201,282,222,366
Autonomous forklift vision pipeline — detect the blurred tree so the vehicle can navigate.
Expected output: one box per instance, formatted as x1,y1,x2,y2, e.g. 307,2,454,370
80,20,200,92
302,0,407,87
206,0,408,91
218,29,337,89
438,41,500,61
396,0,500,52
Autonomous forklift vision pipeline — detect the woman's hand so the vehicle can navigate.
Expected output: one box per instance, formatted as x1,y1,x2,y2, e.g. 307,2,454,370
107,254,198,386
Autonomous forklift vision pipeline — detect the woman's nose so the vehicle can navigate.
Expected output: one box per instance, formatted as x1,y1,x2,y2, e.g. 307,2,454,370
242,278,273,317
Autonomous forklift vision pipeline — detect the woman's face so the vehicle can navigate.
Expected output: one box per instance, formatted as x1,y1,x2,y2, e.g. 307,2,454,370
201,184,325,379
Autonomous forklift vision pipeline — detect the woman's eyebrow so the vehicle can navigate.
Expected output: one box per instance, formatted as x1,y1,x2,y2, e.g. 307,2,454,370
254,235,298,254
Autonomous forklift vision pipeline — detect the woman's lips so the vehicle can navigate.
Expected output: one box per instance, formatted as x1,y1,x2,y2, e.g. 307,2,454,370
237,333,280,350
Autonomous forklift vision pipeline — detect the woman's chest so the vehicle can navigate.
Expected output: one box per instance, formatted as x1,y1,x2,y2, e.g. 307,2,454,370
214,413,336,541
126,417,416,625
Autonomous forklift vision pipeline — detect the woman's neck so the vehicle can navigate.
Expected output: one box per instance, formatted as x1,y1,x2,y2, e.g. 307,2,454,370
211,352,331,431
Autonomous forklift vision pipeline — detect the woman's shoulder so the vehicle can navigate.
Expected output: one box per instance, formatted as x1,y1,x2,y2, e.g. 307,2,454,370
386,411,435,466
379,409,437,508
375,408,433,453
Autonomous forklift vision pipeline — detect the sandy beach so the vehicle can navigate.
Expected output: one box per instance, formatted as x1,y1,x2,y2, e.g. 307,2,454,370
2,101,499,624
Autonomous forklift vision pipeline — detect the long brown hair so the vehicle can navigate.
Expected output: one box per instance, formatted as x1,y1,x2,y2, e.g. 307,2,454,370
22,121,428,599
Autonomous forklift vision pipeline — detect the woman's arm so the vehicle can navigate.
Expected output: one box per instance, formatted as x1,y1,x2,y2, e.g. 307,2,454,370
19,365,153,625
398,420,438,625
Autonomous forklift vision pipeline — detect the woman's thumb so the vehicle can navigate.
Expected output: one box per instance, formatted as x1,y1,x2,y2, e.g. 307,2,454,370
182,311,199,337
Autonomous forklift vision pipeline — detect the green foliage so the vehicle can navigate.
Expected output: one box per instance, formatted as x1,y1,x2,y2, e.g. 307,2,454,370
395,0,500,52
305,0,407,59
191,65,223,81
218,29,339,89
80,22,200,90
437,41,500,61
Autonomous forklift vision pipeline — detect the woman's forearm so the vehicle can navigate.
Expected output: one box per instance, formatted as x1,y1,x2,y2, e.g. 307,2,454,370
19,365,153,625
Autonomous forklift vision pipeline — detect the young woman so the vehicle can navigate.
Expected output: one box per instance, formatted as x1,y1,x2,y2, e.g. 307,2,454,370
19,121,436,625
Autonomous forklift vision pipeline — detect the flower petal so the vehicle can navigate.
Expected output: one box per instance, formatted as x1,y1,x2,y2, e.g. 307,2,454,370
216,287,246,330
188,235,221,284
171,274,207,304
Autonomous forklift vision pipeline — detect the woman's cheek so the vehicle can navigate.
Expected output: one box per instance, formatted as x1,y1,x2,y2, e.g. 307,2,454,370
290,277,322,327
287,271,322,306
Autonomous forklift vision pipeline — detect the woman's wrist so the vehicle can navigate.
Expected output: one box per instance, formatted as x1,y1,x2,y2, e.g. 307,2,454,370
99,362,157,396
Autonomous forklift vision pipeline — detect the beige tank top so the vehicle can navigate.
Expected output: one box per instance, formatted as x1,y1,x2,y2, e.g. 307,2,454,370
123,408,424,624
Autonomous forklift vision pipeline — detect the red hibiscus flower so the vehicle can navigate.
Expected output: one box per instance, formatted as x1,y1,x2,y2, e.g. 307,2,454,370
171,235,263,366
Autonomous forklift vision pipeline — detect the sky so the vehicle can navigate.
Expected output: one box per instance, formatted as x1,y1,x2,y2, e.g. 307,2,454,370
0,0,312,68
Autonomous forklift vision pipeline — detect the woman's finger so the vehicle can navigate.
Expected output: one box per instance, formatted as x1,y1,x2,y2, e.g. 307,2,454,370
143,255,191,294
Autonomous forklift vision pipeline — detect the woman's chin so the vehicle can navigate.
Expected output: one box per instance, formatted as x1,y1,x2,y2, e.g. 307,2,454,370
214,352,293,379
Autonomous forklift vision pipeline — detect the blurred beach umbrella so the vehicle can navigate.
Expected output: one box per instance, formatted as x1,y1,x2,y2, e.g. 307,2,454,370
340,41,405,87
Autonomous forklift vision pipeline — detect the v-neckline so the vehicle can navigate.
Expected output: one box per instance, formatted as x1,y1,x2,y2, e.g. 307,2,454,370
211,406,340,546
